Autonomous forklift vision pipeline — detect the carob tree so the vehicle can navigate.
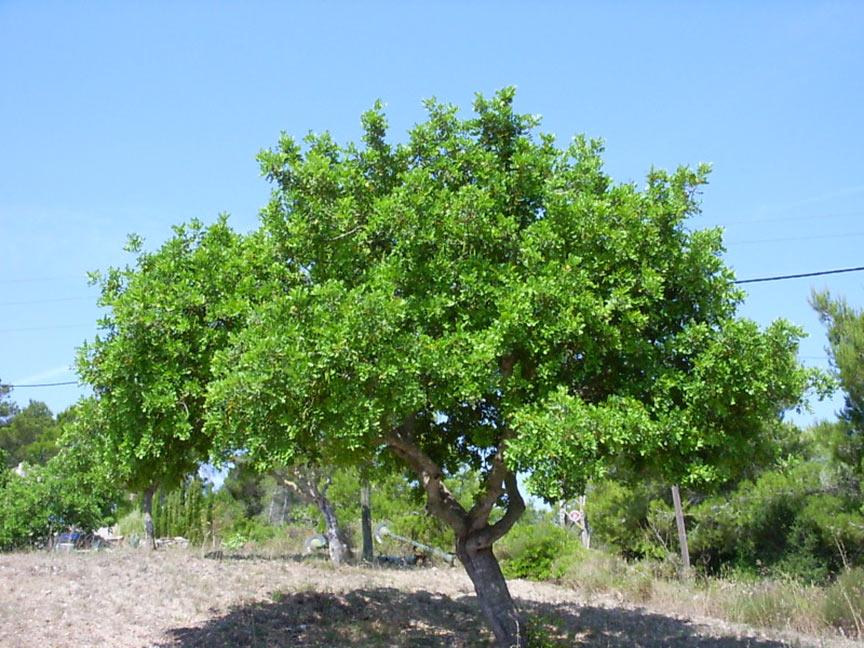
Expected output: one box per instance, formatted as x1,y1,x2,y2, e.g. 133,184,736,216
203,90,813,645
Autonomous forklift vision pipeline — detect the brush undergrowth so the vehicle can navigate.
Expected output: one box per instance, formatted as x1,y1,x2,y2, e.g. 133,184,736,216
556,549,864,641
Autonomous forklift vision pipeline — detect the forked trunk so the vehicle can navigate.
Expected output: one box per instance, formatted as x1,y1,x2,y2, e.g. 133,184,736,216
142,485,157,551
457,535,524,647
385,421,526,646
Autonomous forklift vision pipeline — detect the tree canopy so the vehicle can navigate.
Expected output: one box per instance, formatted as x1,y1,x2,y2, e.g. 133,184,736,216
77,218,283,494
205,88,810,497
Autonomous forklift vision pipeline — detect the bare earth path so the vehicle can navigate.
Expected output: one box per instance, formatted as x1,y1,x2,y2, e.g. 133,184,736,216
0,549,857,647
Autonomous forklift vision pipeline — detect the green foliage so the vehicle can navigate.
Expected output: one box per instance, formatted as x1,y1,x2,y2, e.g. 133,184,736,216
688,461,864,581
0,449,8,487
584,480,670,559
222,459,269,518
0,380,14,424
583,415,864,582
498,521,585,581
0,400,61,468
77,218,282,493
151,478,213,543
223,516,279,546
812,291,864,491
202,88,811,526
0,402,120,549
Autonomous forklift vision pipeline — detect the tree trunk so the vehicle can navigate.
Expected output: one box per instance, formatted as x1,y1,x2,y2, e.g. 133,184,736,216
385,421,526,646
317,494,352,565
360,479,373,562
577,494,591,549
279,466,353,566
456,534,524,647
142,485,157,551
671,484,691,574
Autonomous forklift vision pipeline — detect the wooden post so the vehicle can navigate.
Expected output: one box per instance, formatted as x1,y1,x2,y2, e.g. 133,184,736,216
360,479,373,562
671,484,690,574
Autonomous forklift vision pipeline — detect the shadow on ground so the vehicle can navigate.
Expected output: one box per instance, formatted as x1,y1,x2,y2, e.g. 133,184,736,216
159,587,801,647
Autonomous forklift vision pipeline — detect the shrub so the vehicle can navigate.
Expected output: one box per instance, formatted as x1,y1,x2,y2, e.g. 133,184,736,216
0,438,119,550
497,521,584,581
115,509,145,540
689,463,864,581
585,479,672,559
226,516,279,545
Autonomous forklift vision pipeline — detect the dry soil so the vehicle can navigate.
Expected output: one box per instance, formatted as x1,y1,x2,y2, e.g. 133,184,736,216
0,548,858,647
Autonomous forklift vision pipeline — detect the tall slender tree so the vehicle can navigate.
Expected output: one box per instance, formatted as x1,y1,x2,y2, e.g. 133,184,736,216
812,290,864,491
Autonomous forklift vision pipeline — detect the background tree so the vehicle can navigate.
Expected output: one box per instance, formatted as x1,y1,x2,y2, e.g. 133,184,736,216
0,381,14,425
151,477,211,544
204,89,813,646
77,218,282,549
222,457,268,519
812,290,864,493
276,464,353,565
0,400,61,468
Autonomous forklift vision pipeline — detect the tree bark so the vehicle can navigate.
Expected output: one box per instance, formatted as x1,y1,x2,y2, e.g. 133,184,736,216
671,484,691,574
457,535,523,647
318,492,352,565
142,484,157,551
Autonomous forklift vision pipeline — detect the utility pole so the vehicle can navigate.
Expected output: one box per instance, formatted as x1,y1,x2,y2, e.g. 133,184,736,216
671,484,691,575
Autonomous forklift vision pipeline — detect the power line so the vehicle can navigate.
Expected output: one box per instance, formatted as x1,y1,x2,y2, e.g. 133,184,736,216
707,209,864,227
0,323,93,333
0,275,84,284
728,231,864,245
734,265,864,285
0,296,91,307
7,381,78,388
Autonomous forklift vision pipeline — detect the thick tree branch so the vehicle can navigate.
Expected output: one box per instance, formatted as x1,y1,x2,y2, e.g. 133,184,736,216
484,471,525,545
467,445,510,532
385,421,469,536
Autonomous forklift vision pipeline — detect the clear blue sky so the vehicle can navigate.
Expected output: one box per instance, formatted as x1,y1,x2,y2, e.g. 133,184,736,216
1,2,862,426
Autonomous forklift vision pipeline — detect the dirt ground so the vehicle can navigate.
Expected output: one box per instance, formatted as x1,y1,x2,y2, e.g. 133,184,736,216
0,548,858,647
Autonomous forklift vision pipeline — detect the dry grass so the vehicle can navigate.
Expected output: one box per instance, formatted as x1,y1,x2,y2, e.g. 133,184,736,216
555,552,864,643
0,547,860,647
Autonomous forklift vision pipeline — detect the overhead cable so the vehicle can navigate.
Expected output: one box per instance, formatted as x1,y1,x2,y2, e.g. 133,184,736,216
6,381,78,388
735,265,864,284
